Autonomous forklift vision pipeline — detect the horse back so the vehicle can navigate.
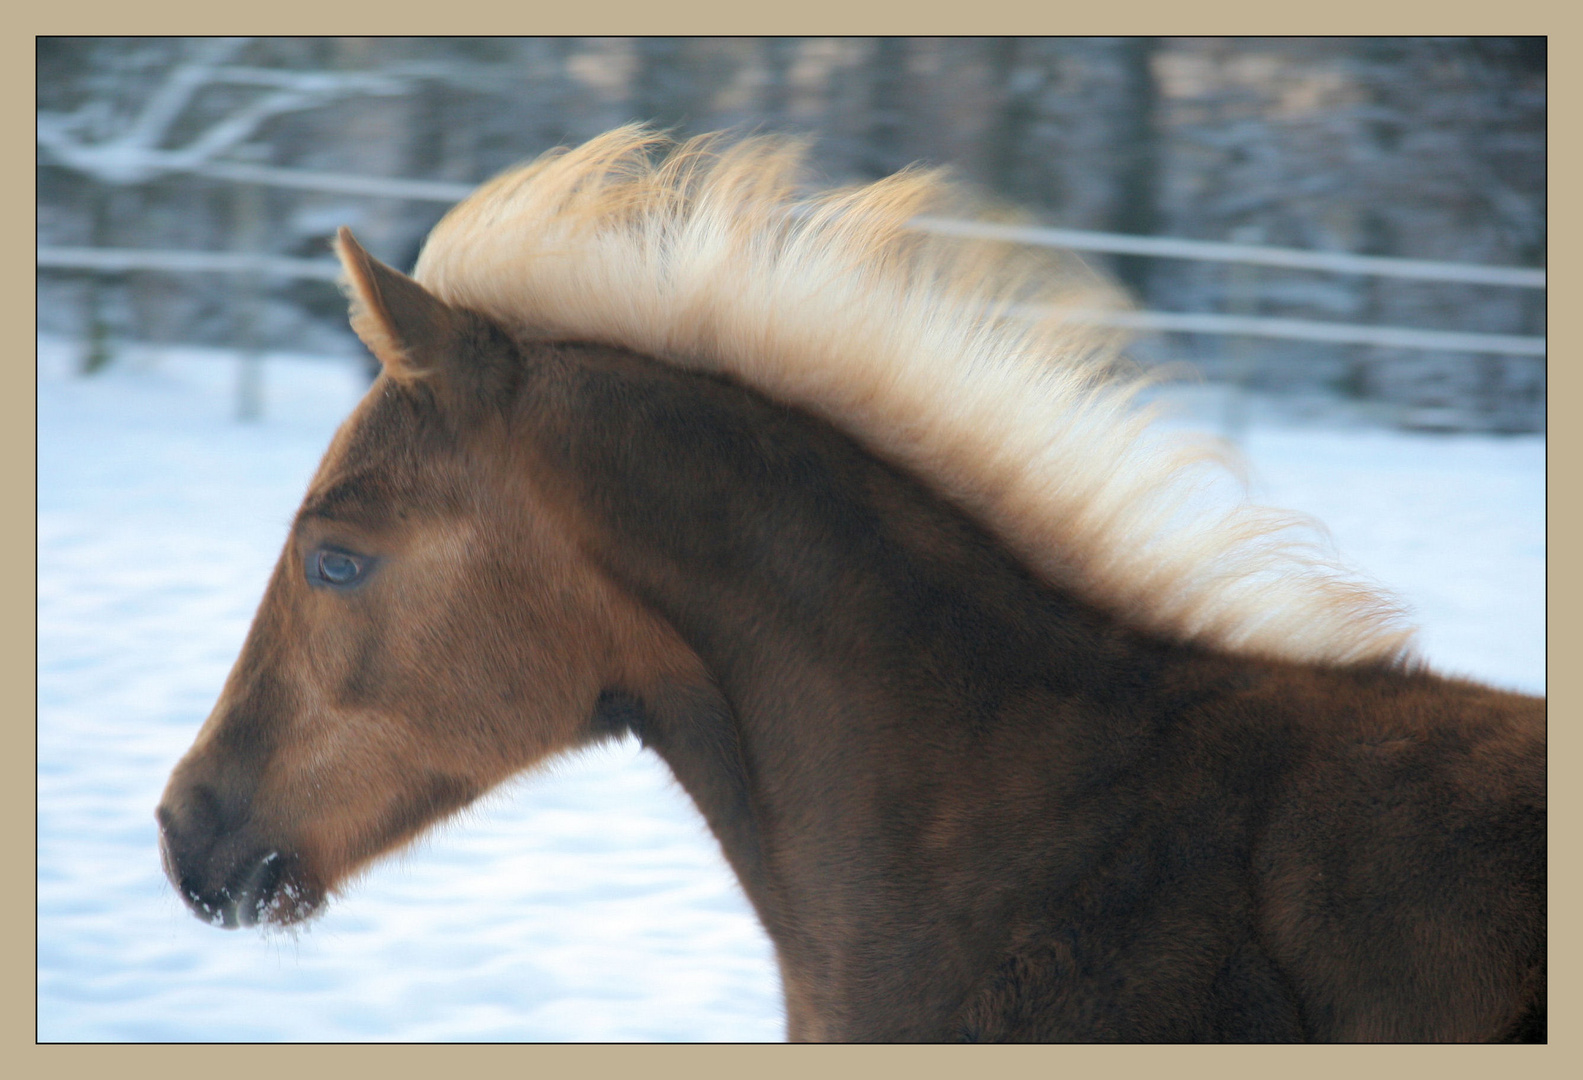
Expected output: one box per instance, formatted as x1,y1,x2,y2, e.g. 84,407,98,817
1255,672,1545,1041
945,662,1543,1042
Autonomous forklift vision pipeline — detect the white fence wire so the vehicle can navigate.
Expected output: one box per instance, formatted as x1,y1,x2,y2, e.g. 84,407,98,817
38,160,1546,360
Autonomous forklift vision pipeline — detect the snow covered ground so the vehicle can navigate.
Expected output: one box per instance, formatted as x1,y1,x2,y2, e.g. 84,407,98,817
36,335,1544,1042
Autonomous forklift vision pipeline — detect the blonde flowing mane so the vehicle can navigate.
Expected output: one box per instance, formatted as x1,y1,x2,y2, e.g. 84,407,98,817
413,126,1416,667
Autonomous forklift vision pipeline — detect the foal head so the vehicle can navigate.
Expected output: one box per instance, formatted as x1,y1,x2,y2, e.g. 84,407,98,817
156,231,671,928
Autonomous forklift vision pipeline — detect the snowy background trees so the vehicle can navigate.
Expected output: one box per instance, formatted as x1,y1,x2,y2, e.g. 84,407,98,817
38,36,1545,429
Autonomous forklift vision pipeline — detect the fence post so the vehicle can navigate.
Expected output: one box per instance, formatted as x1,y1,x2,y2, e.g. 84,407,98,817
80,186,116,375
1220,224,1265,441
232,177,265,422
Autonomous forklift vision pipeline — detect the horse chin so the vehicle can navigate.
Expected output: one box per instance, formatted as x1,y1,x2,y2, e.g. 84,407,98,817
167,844,324,930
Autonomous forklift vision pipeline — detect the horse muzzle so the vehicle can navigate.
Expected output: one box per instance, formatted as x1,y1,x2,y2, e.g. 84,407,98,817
156,793,322,929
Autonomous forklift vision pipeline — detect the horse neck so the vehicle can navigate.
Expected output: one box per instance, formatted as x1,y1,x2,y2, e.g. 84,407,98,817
516,340,1242,1032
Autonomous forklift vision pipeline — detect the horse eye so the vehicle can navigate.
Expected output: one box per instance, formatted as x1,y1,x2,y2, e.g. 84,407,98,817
311,549,366,588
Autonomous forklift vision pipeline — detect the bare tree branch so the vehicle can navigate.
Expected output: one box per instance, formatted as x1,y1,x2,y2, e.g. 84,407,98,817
37,39,405,185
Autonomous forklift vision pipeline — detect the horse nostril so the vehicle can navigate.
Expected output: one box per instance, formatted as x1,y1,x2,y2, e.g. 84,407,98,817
162,780,253,844
189,783,226,830
155,781,259,905
157,771,319,928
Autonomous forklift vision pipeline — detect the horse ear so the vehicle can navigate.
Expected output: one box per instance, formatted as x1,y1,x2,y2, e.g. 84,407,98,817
335,226,458,385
